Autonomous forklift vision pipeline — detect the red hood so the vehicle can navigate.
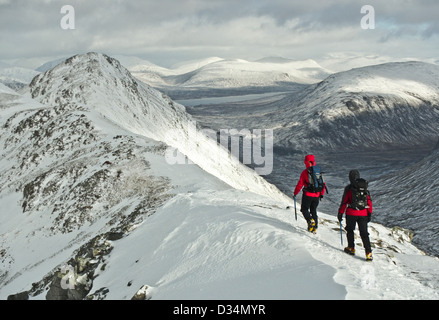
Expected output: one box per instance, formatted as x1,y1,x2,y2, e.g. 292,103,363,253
304,154,315,168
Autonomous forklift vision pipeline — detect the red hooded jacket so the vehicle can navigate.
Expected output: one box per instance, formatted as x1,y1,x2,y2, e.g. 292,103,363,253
294,154,326,198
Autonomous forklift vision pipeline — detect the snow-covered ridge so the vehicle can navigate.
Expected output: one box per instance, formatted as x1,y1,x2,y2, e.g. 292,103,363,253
130,56,331,90
276,61,439,151
0,66,39,91
322,61,439,104
29,52,289,204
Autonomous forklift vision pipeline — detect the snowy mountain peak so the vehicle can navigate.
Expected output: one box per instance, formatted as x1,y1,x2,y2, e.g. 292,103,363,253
324,61,439,98
278,61,439,151
30,52,142,108
28,52,289,202
29,52,179,140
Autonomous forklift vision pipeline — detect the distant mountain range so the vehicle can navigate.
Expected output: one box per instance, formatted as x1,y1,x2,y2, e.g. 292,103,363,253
276,60,439,151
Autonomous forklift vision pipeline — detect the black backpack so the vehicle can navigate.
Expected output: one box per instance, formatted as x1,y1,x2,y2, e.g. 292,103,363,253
349,178,369,210
306,165,325,193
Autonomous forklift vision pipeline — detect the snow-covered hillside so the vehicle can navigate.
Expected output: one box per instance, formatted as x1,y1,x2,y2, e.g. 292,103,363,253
1,53,439,300
318,53,419,73
130,57,330,95
29,53,285,200
0,65,40,90
372,142,439,256
274,61,439,151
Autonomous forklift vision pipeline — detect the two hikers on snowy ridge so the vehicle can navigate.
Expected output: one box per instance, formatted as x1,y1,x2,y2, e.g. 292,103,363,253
293,154,373,261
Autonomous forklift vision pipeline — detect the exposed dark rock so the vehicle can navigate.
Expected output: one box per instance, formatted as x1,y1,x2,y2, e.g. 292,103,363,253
7,291,29,300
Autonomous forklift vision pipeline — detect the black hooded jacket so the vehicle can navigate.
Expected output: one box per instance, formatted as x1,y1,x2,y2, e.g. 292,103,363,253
338,170,360,211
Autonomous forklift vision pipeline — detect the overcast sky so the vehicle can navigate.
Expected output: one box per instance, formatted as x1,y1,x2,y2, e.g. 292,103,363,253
1,0,438,68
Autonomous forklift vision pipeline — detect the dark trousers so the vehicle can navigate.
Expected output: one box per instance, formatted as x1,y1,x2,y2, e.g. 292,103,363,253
301,194,320,227
345,215,372,253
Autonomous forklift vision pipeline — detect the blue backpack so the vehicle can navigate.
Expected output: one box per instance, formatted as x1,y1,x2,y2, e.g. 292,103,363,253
306,165,325,193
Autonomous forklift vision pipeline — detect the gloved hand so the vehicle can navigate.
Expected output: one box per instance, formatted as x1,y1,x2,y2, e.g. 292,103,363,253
337,213,343,222
367,214,371,222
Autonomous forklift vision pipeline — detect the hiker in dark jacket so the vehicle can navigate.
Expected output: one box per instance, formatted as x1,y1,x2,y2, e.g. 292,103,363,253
338,170,373,261
294,154,326,233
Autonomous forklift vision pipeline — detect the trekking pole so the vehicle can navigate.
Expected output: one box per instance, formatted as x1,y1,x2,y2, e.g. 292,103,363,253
294,196,297,221
339,221,343,246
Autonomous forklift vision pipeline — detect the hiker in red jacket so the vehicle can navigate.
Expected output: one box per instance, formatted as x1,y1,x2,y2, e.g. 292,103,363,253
338,170,373,261
294,154,326,233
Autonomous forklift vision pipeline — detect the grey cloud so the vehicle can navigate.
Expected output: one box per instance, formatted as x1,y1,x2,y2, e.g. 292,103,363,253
0,0,437,65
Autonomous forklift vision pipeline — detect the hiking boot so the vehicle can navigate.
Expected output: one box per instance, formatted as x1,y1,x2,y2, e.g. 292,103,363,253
344,247,355,255
307,219,316,233
366,252,373,261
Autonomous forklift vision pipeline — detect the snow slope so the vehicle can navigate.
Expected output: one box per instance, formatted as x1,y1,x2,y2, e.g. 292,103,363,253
318,53,417,73
1,53,439,300
29,53,286,202
88,189,439,300
0,66,40,90
131,57,331,92
372,142,439,256
274,61,439,151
